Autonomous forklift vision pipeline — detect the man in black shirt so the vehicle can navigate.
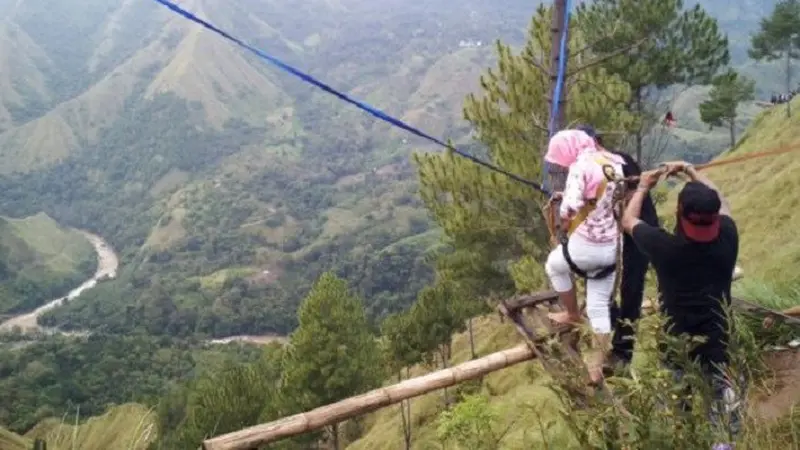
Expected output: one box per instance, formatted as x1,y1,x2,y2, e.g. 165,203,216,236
575,125,659,366
621,161,740,436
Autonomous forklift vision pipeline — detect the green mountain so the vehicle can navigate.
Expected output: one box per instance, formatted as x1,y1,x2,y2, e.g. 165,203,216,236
0,0,789,340
0,0,534,338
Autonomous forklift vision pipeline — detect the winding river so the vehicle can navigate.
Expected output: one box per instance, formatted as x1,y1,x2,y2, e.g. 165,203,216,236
0,230,285,345
0,231,118,334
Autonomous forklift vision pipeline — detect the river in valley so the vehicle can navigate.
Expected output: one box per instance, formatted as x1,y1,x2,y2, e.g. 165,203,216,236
0,230,283,345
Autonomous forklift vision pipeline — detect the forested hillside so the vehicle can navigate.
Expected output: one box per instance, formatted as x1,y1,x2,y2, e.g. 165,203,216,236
0,0,786,340
0,0,536,337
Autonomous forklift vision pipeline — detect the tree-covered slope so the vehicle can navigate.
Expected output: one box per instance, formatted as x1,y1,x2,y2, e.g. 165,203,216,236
0,0,533,337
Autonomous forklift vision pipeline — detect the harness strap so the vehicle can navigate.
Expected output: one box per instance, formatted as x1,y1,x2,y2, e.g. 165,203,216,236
560,234,617,279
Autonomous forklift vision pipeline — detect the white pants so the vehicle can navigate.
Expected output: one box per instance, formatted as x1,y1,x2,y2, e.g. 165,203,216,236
545,234,618,334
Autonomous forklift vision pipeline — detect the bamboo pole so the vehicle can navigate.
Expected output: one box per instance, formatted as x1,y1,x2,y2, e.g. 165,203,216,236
202,343,537,450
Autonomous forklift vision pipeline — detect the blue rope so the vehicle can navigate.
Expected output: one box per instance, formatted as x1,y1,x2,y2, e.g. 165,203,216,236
151,0,549,195
541,0,573,192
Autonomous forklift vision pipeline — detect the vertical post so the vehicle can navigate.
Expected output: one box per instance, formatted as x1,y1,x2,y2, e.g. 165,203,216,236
545,0,569,193
787,36,793,118
548,0,569,134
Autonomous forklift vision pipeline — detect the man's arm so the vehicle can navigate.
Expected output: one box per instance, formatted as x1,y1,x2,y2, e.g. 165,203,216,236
621,184,651,234
622,167,662,234
611,150,660,227
685,166,731,216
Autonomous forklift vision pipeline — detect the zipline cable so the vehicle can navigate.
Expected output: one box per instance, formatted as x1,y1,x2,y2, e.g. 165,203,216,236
151,0,550,195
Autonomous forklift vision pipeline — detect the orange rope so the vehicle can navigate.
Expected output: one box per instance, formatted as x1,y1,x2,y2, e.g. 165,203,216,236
694,144,799,170
610,143,800,184
542,143,799,242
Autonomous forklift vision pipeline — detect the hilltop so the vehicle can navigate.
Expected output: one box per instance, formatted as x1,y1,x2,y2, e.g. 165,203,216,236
0,212,95,315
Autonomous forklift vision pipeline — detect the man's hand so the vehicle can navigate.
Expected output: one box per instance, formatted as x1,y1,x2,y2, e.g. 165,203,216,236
550,191,563,202
660,160,692,176
638,169,662,189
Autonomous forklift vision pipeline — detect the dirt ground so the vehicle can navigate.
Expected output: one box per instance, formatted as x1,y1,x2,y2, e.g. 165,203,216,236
750,350,800,421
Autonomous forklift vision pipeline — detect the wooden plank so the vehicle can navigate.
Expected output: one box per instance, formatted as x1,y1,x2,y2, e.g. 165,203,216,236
497,302,571,343
505,290,559,311
732,297,800,326
203,344,540,450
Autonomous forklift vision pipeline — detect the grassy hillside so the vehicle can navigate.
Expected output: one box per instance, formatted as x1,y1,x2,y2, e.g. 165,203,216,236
0,426,30,450
346,96,800,450
24,403,155,450
703,100,800,284
0,403,154,450
0,213,96,314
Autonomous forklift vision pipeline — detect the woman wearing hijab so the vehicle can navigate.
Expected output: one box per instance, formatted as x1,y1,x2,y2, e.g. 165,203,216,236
543,129,626,382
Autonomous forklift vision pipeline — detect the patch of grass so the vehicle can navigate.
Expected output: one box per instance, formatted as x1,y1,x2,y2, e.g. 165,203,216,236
193,266,260,290
144,207,188,251
0,212,97,314
1,212,95,275
24,403,155,450
0,426,31,450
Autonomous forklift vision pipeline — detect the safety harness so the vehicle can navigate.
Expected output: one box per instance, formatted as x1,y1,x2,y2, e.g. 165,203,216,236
545,154,626,281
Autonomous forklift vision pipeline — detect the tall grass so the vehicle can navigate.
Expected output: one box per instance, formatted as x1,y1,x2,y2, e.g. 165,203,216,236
432,302,799,450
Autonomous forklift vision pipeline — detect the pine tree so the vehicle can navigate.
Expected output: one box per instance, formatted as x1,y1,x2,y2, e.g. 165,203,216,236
413,6,634,293
153,345,285,449
698,70,755,148
281,272,383,450
750,0,800,117
407,280,474,406
381,312,423,450
578,0,730,164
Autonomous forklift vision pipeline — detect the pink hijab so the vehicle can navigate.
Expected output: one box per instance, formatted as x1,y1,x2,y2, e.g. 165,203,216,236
545,129,625,200
544,129,598,167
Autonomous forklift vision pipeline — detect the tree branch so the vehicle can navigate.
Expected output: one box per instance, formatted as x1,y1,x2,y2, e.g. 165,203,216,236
569,21,624,60
521,54,550,76
568,77,628,107
568,38,649,76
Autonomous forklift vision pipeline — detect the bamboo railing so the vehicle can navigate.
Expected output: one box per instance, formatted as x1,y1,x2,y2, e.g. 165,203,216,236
203,343,537,450
203,291,568,450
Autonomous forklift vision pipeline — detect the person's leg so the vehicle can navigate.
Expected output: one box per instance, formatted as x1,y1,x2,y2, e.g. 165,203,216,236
545,246,581,324
586,270,616,383
698,330,741,440
610,235,649,363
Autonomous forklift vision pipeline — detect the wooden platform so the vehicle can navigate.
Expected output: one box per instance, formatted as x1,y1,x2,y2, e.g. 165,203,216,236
496,291,590,395
496,291,580,364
